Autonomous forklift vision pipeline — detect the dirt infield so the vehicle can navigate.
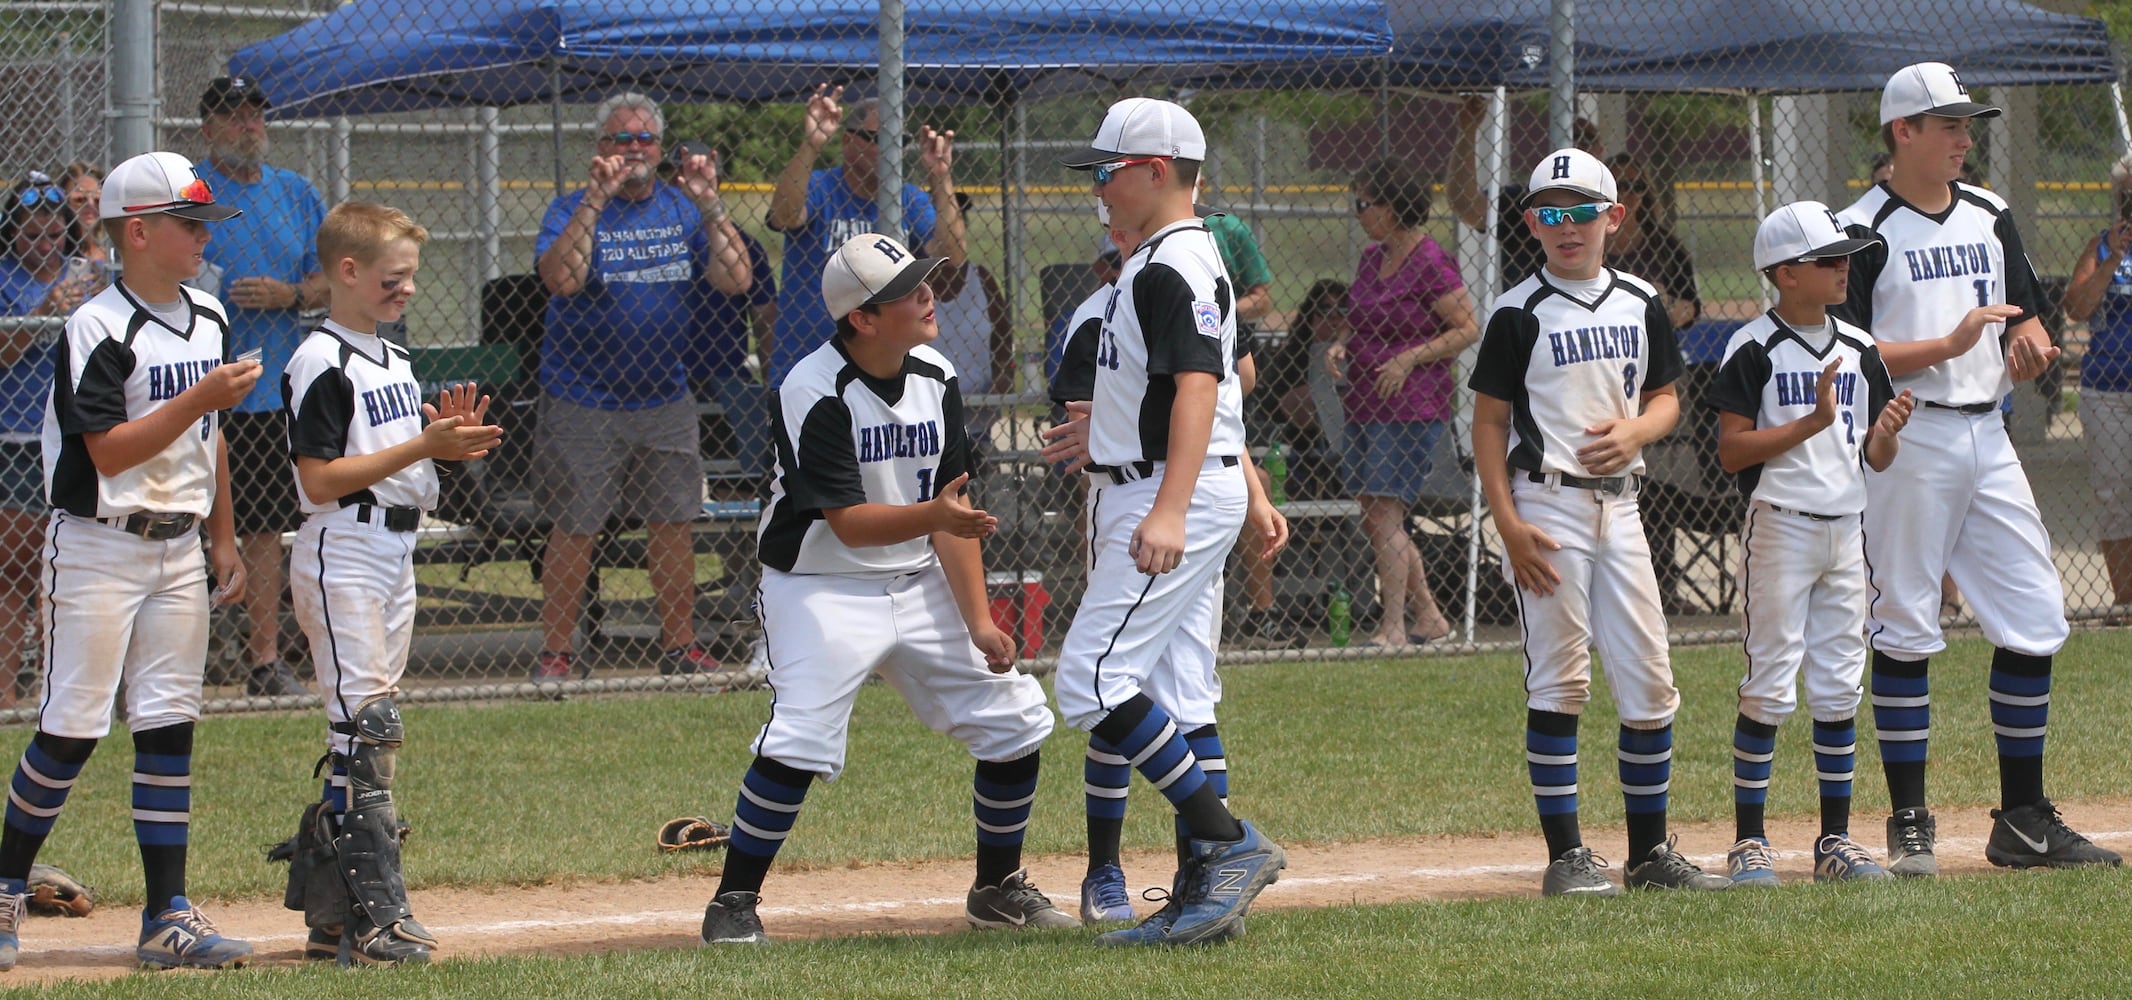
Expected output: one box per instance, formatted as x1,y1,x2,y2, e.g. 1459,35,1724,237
9,797,2130,984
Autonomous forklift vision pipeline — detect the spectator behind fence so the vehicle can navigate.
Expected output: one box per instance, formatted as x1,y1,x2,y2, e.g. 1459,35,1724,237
764,85,966,385
0,176,89,707
1332,158,1477,646
531,91,753,682
1604,154,1707,617
668,139,778,484
194,75,327,698
1258,278,1351,503
930,191,1013,407
2062,153,2132,609
58,162,107,268
1449,95,1605,290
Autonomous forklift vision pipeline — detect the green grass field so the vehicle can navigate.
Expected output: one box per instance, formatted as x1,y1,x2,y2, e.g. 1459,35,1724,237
4,630,2130,995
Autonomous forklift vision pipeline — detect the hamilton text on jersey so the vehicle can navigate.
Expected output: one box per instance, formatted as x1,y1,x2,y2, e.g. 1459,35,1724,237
146,359,218,402
1546,323,1645,368
1902,242,1992,282
1775,370,1857,408
359,381,424,428
857,419,941,463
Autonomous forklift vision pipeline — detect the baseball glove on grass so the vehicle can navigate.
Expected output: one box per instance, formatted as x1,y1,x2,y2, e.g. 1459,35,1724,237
26,863,94,917
657,816,731,853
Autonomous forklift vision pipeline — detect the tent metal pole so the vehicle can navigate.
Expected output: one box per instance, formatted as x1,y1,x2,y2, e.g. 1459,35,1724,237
876,0,906,239
1467,85,1509,646
109,0,155,160
478,106,502,283
1547,0,1574,150
2113,74,2131,155
550,60,566,197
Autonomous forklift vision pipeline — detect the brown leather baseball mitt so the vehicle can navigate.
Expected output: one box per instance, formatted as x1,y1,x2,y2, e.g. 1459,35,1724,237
26,863,94,917
656,816,730,853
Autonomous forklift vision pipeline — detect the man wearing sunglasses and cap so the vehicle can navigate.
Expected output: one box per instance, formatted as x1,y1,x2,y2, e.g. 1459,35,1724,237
1833,62,2121,876
193,74,327,698
763,86,966,386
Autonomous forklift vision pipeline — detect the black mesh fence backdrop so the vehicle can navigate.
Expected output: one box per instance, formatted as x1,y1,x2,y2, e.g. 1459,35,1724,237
0,0,2128,715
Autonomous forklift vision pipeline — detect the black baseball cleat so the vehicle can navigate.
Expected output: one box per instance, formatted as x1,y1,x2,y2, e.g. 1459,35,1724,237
1985,798,2124,869
702,890,770,945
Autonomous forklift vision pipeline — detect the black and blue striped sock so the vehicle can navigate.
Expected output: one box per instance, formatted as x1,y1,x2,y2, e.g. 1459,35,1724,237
0,732,97,884
1177,726,1228,865
1089,695,1238,843
1812,716,1856,838
1620,724,1673,860
1732,715,1777,842
1870,651,1930,810
1989,648,2051,810
133,723,194,912
1526,709,1580,860
1083,735,1129,873
718,755,815,896
974,752,1040,887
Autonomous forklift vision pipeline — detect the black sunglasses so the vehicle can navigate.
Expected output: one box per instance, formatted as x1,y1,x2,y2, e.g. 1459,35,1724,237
599,131,661,146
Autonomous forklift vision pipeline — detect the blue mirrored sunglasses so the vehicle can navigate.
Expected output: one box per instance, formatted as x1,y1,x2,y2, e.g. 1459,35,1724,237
1530,202,1613,226
600,131,660,146
14,186,66,210
1091,155,1171,185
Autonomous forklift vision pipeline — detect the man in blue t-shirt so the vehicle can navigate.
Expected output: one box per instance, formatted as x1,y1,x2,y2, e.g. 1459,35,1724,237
193,75,328,697
531,91,755,682
687,224,776,482
763,85,966,384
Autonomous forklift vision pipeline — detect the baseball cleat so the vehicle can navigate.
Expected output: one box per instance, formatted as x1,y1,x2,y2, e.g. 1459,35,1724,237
1163,820,1284,945
1626,836,1732,891
0,884,23,972
1080,862,1136,923
1541,846,1621,897
1094,869,1193,947
303,926,339,962
965,869,1080,930
1985,798,2124,869
136,897,253,970
339,916,433,967
1885,806,1938,878
1726,837,1781,887
1813,833,1891,882
701,890,770,945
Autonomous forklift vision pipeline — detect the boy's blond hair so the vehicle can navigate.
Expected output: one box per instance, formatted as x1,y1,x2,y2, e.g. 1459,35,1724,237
316,201,429,270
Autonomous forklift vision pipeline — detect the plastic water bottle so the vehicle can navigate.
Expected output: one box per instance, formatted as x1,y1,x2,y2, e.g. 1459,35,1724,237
1328,582,1351,647
1264,440,1289,506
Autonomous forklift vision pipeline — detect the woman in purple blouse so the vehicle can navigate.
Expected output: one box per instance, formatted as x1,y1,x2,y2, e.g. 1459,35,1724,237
1327,158,1478,645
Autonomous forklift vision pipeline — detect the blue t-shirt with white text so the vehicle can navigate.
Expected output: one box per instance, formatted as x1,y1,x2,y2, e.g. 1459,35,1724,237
766,168,936,384
195,159,326,413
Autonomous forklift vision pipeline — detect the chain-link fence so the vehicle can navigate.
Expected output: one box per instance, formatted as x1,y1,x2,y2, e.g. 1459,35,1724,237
0,0,2127,716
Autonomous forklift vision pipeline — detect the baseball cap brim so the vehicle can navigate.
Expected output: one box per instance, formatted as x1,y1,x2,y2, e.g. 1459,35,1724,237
857,254,948,310
1525,183,1612,205
1919,102,2001,120
1059,146,1123,169
160,202,243,222
1787,236,1878,263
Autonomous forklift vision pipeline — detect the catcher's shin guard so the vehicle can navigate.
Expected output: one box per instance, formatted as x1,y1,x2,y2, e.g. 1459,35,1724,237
333,697,436,965
269,797,349,936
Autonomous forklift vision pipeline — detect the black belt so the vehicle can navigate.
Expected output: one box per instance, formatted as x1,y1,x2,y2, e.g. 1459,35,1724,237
1526,471,1633,496
1923,400,1996,415
1088,455,1238,486
1766,503,1844,522
353,503,421,531
98,512,199,540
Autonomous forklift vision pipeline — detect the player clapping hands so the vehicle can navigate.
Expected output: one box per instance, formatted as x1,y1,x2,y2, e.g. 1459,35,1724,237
418,382,502,462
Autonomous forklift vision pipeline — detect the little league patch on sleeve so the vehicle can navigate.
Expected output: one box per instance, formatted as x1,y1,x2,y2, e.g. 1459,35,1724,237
1193,300,1222,339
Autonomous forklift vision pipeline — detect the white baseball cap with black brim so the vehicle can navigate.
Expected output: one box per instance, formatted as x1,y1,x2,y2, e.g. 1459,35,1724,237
100,151,242,222
1753,201,1879,271
1524,148,1617,205
1059,97,1207,169
1881,62,2002,124
822,233,946,318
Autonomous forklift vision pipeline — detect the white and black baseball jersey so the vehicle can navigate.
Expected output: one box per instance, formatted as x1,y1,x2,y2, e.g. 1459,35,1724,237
282,320,439,514
1705,312,1895,516
1468,268,1684,477
1087,219,1243,466
42,282,229,518
1833,181,2045,406
1049,284,1108,407
759,340,971,576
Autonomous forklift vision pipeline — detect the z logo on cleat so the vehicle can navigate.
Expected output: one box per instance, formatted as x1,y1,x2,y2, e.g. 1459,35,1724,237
1211,867,1249,896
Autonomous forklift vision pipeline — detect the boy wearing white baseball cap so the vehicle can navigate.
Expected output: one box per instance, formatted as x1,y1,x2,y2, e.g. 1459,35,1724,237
1469,147,1730,896
0,150,259,972
1835,62,2120,875
1051,97,1290,947
1705,202,1913,886
701,233,1074,944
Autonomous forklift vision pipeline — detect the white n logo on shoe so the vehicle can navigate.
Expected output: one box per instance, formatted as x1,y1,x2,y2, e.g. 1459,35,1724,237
153,926,197,955
1211,867,1250,897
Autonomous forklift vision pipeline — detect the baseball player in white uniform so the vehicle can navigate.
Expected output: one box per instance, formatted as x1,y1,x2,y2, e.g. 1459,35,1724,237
0,151,259,972
700,233,1075,945
1835,62,2120,874
1705,202,1914,886
1469,148,1729,896
277,203,501,966
1052,98,1288,948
